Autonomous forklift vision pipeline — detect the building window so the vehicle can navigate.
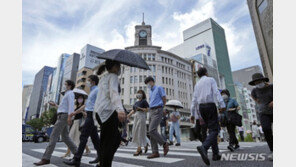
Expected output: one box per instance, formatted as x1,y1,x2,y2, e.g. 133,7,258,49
130,76,133,83
134,87,137,94
130,67,133,73
130,87,133,94
162,66,164,73
134,76,138,83
121,88,124,95
122,78,124,84
162,77,164,84
258,0,268,14
121,99,124,104
166,78,168,84
153,65,156,72
130,98,133,105
144,54,147,60
139,86,143,91
152,54,155,61
139,76,143,83
148,54,151,61
144,86,147,93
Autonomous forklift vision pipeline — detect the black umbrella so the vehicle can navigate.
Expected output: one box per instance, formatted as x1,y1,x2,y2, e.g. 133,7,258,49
95,49,150,70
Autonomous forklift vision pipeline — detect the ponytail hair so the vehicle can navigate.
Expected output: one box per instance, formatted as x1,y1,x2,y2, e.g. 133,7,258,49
96,60,120,76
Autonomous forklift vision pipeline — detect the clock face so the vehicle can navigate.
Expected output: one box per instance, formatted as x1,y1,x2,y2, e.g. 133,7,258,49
139,30,147,38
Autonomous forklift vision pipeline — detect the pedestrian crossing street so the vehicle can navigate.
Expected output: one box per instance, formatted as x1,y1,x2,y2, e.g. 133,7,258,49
22,144,257,167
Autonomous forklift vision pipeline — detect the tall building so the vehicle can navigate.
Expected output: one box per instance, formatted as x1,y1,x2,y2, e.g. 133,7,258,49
169,18,235,97
22,84,33,123
62,53,80,87
76,44,104,93
27,66,55,120
40,68,56,114
247,0,273,81
232,65,263,91
108,20,193,139
50,53,70,104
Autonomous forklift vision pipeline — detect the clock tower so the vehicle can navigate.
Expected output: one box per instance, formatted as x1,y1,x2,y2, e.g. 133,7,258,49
134,13,152,46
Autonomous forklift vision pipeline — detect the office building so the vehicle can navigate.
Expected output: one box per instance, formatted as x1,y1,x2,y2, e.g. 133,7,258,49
22,84,33,123
169,18,235,97
232,65,263,91
76,44,104,93
247,0,273,81
27,66,55,120
50,53,70,104
62,53,80,87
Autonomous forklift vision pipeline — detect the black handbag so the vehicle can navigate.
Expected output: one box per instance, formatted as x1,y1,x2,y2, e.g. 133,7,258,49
189,127,197,141
228,111,242,127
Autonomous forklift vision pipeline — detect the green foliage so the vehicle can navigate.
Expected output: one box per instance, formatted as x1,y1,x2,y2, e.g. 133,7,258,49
26,118,44,131
244,133,254,142
41,107,57,127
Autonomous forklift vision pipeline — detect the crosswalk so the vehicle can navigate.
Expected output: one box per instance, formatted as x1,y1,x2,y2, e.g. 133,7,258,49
23,145,235,167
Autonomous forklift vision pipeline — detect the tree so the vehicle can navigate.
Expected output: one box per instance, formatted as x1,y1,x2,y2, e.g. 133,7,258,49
41,107,57,127
26,118,44,131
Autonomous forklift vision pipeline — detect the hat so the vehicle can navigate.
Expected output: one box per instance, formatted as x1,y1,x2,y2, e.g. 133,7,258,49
248,73,269,86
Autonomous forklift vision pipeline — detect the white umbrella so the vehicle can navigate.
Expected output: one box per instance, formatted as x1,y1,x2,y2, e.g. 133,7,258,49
61,88,88,99
166,100,184,109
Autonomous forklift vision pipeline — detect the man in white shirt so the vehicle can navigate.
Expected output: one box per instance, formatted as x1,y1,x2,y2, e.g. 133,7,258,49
34,80,77,166
190,67,226,166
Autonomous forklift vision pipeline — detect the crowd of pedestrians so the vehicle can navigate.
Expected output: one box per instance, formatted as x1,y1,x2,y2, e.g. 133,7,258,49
32,55,273,166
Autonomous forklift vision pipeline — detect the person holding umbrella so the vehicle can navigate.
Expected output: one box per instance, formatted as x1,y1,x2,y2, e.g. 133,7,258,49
145,76,170,159
34,80,77,166
249,73,273,161
63,75,101,166
166,100,183,146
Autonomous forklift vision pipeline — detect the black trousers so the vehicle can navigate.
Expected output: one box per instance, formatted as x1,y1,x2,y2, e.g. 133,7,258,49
239,131,244,141
97,112,121,167
226,123,238,146
199,103,219,155
260,113,273,151
195,119,207,142
74,112,100,161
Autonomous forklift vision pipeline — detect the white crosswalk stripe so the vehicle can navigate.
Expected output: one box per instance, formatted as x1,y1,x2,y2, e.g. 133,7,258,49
32,149,144,167
22,153,58,167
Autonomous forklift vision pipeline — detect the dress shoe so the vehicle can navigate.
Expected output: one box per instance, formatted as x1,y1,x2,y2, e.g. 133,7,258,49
163,142,169,156
89,156,100,164
197,146,210,166
234,144,240,150
175,143,181,146
169,141,174,145
227,145,235,152
63,158,80,167
212,154,221,161
34,159,50,166
133,150,143,156
147,152,160,159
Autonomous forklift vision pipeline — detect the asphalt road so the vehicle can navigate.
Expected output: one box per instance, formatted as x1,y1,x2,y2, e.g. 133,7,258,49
22,141,273,167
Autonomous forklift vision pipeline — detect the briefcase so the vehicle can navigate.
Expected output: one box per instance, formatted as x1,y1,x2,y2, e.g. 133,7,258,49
228,111,242,127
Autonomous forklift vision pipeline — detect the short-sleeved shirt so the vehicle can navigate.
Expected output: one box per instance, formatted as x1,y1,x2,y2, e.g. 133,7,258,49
170,111,180,123
85,86,99,111
251,84,273,115
133,99,149,111
160,115,168,127
149,85,166,108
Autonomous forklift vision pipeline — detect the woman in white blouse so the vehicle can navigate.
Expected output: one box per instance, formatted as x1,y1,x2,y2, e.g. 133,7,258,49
94,60,126,167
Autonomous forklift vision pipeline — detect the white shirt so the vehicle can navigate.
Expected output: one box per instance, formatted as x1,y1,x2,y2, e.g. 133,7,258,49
94,73,124,123
238,126,244,132
190,76,225,118
57,90,75,115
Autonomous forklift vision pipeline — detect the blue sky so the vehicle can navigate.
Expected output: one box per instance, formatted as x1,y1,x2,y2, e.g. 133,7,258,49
22,0,262,86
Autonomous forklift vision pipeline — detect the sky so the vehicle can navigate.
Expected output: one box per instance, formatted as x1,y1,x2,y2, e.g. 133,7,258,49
22,0,262,86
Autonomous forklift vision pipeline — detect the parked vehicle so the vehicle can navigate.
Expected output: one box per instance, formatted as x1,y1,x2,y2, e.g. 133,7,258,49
22,124,48,143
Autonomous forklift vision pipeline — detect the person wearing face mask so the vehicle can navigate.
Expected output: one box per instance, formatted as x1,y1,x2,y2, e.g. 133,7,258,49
249,73,273,161
64,75,101,166
127,90,150,156
144,76,170,159
62,95,91,158
94,60,126,167
220,89,240,152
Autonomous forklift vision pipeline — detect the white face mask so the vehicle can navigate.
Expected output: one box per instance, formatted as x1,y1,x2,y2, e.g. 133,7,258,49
222,95,229,101
78,98,83,103
256,82,265,89
136,94,143,99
